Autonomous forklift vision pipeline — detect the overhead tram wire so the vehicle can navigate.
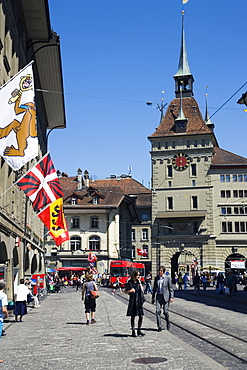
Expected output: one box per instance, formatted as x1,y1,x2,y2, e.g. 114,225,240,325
35,88,244,113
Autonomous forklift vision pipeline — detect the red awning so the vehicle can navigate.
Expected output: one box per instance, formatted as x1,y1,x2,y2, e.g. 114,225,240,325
56,267,88,271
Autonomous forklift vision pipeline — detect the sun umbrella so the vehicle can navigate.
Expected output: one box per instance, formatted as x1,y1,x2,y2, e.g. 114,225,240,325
200,265,222,270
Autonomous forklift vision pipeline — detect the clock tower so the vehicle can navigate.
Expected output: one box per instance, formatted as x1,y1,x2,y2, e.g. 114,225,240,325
148,11,218,276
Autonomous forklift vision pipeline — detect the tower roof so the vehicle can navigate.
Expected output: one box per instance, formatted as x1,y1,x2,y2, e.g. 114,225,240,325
149,97,213,138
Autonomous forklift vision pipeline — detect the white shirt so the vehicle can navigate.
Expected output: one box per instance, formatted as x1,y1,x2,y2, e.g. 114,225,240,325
0,290,8,322
15,284,30,301
158,275,165,294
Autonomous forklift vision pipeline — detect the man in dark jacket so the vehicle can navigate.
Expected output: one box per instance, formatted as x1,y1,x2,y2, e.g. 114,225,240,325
152,266,174,332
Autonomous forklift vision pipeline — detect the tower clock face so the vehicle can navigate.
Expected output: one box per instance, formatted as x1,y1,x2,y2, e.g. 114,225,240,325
172,153,191,171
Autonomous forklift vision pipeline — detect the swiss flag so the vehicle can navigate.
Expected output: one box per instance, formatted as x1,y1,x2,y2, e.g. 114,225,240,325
137,248,148,257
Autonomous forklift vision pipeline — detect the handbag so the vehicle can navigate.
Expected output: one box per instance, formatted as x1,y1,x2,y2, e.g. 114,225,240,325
27,293,34,303
90,290,100,299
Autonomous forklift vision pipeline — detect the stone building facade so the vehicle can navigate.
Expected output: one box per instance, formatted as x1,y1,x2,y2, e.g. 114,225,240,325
45,172,151,274
0,0,65,299
149,12,247,279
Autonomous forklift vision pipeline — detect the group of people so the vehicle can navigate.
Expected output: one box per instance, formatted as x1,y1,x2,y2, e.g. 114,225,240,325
81,266,174,337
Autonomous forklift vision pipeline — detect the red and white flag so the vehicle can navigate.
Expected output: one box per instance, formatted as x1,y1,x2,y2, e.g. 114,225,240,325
0,62,38,170
137,248,148,257
17,152,63,212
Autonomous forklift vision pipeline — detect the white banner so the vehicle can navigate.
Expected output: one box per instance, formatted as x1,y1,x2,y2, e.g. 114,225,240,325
0,62,38,170
230,260,245,269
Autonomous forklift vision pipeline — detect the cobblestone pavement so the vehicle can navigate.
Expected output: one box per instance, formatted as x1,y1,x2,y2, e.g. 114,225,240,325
0,288,227,370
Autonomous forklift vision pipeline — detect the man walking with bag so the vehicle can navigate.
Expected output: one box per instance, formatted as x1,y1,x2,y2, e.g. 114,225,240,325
152,266,174,332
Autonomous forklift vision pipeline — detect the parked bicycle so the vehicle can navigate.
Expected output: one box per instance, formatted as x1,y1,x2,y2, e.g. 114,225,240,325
37,287,48,299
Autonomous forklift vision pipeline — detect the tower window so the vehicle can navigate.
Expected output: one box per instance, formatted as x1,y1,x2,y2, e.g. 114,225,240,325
167,197,173,210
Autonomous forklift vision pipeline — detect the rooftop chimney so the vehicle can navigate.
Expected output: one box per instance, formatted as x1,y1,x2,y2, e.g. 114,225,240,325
77,168,83,190
84,170,89,187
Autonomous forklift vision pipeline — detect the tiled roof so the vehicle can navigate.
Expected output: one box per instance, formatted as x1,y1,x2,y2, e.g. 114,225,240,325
59,176,151,208
149,97,212,138
211,147,247,167
89,178,151,195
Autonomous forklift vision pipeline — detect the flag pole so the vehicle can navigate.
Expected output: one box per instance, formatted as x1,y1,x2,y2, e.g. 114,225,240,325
0,150,51,199
0,61,34,91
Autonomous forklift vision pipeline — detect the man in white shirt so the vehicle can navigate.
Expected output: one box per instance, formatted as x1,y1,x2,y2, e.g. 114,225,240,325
152,266,174,332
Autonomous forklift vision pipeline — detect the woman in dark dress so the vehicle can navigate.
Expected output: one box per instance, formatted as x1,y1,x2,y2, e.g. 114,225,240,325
125,270,145,337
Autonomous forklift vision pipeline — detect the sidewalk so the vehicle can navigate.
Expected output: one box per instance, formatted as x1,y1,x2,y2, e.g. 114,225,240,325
0,289,226,369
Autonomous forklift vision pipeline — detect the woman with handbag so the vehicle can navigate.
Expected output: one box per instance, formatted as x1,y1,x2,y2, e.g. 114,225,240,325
82,274,98,325
124,270,145,337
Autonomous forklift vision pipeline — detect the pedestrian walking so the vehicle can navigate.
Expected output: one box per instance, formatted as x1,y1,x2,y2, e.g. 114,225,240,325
193,272,201,295
14,278,30,322
144,271,152,294
0,280,8,341
216,272,225,293
124,270,145,337
201,273,207,291
82,274,98,325
174,272,178,290
111,277,123,294
178,272,183,290
183,273,189,290
152,266,174,332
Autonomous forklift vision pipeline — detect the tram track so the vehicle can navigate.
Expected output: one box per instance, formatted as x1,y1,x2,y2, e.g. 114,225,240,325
112,290,247,368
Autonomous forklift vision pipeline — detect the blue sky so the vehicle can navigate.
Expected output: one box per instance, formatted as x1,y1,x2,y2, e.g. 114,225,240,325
48,0,247,188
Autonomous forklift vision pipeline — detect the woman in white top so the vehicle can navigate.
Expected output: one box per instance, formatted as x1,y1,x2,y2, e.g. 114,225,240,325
14,279,30,322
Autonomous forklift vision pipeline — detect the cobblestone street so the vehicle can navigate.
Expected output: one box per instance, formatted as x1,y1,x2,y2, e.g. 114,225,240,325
2,287,241,369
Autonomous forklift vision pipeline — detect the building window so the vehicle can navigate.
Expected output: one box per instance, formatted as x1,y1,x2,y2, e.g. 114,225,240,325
167,197,173,210
132,245,136,259
233,190,238,197
71,217,80,229
93,197,100,204
235,222,240,233
142,214,148,222
226,175,230,182
222,222,232,233
238,175,243,182
233,175,237,182
90,216,99,228
167,165,173,178
132,229,136,241
157,142,161,149
234,207,239,215
142,228,148,241
191,164,197,176
172,141,175,149
71,197,77,205
187,140,190,148
244,175,247,182
239,190,243,198
220,175,225,182
70,236,81,251
194,140,197,147
201,139,205,147
192,180,196,187
226,190,231,198
192,196,198,209
168,181,172,188
89,235,100,251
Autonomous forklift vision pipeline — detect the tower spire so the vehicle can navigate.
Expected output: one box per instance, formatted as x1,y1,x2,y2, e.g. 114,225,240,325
173,11,194,98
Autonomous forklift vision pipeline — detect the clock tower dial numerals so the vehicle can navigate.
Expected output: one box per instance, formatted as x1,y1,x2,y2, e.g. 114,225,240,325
172,153,191,171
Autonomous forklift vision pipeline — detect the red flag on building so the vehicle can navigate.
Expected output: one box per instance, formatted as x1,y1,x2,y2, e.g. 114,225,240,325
16,152,63,211
38,198,69,246
137,248,148,257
